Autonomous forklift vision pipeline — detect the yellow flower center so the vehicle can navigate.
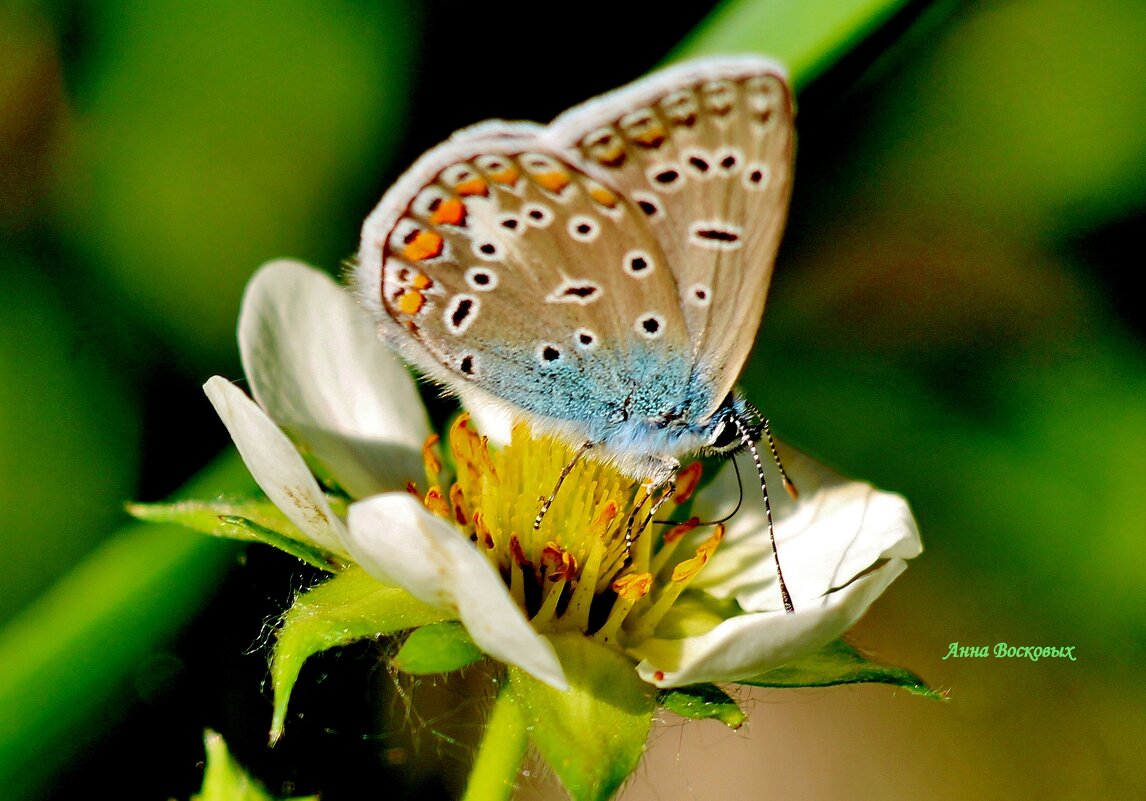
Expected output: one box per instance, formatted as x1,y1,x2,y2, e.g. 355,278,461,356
414,414,723,646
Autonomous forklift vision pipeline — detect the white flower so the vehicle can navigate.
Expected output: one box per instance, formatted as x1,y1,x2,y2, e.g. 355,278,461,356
207,260,922,693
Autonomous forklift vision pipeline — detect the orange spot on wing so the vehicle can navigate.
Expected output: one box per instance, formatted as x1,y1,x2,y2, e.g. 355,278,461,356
403,230,444,261
589,186,618,208
633,126,666,148
489,166,521,186
455,177,489,197
430,197,466,226
535,170,571,193
410,272,433,290
397,290,425,315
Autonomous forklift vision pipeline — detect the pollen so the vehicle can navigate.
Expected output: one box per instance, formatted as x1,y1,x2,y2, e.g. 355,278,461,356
439,414,724,643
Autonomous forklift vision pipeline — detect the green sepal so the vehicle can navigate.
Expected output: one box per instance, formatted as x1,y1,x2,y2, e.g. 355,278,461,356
508,634,655,801
127,497,343,571
194,729,316,801
657,683,746,729
738,639,945,699
269,566,451,742
393,621,483,675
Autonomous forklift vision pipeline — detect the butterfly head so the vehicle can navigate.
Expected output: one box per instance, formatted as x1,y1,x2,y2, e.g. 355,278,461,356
700,391,760,457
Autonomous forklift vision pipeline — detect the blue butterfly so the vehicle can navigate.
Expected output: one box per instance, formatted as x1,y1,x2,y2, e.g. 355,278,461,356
355,56,797,608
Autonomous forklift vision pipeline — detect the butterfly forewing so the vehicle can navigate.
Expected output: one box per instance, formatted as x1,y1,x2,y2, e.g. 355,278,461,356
548,56,794,416
358,130,693,436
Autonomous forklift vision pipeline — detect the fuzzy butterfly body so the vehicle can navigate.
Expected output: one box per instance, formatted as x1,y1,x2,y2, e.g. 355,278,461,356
355,56,794,483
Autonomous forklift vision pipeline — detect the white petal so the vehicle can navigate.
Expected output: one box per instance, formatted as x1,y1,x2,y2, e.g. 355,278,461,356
238,260,430,498
204,376,349,557
632,559,908,687
690,446,922,611
346,494,568,690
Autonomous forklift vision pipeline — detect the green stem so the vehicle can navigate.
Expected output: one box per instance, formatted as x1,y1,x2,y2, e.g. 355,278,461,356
462,682,529,801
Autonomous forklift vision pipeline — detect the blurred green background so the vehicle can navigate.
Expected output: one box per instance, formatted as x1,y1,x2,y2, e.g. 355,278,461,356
1,0,1143,799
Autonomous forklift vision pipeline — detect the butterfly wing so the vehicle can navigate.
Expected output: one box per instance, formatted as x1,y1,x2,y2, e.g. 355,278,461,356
547,56,794,418
355,126,694,445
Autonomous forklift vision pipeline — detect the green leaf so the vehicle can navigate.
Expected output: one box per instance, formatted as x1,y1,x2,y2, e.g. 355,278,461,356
393,621,483,676
738,639,945,699
671,0,931,91
194,730,316,801
127,498,342,571
508,634,656,801
658,683,746,729
270,566,451,742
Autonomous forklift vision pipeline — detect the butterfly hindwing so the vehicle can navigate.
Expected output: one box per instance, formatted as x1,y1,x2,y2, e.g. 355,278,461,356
357,129,694,440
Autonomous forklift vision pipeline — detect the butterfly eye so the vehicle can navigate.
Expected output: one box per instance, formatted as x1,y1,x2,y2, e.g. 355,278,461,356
706,418,741,453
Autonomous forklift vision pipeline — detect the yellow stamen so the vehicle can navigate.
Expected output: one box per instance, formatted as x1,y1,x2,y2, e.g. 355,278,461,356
422,433,442,487
629,525,724,639
673,462,703,503
424,486,450,519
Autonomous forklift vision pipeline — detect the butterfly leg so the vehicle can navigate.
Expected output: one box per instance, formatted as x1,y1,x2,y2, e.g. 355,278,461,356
623,457,680,561
533,440,595,530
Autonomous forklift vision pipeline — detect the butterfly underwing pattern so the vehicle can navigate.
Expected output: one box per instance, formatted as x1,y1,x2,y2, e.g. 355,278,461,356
355,55,794,487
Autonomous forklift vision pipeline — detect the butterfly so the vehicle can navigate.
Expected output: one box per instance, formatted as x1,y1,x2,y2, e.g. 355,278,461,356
354,55,797,607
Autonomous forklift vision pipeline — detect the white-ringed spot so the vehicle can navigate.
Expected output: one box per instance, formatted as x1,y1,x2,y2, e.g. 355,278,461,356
574,328,598,350
522,153,560,172
746,75,782,125
645,163,684,193
701,80,736,116
411,186,450,218
682,149,714,179
472,239,504,261
459,354,478,377
687,283,712,307
715,148,743,175
444,294,480,335
522,202,554,227
546,279,602,306
623,250,654,278
465,267,499,292
583,126,627,168
743,163,770,190
661,89,699,127
537,342,564,365
497,213,523,233
619,108,666,149
568,215,600,243
688,220,743,251
440,163,489,197
631,191,664,220
635,313,666,339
